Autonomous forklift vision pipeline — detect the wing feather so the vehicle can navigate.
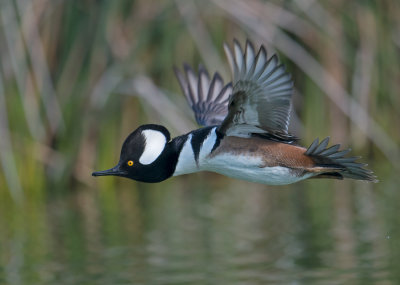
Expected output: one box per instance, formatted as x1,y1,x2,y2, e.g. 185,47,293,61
219,40,295,141
234,40,245,79
244,41,256,77
254,47,267,79
208,73,224,102
174,65,232,126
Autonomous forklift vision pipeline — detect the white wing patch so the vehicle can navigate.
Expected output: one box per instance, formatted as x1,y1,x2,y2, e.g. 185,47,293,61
139,130,167,165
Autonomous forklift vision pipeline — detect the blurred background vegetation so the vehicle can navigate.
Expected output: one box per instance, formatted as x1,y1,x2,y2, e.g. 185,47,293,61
0,0,400,284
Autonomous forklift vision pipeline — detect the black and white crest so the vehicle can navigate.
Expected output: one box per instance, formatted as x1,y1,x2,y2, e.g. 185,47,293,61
120,124,171,165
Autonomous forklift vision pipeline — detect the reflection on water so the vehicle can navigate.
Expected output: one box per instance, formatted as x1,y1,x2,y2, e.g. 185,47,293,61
0,172,398,284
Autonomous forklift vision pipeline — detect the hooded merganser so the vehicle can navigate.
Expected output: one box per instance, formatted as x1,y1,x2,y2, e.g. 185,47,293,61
92,40,377,185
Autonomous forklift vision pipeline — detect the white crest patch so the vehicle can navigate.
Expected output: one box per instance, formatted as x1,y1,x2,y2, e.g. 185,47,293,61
139,130,167,165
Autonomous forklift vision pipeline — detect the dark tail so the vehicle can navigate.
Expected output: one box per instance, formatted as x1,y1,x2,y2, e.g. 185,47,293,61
305,137,378,182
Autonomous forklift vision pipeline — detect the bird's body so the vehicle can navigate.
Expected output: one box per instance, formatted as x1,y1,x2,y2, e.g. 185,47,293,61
92,40,377,184
173,126,313,185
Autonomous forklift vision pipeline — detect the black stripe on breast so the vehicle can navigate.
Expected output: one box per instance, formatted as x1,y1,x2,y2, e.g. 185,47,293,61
190,126,214,164
211,129,224,154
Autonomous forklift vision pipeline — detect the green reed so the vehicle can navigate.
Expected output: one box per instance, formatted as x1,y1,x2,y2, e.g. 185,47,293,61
0,0,399,203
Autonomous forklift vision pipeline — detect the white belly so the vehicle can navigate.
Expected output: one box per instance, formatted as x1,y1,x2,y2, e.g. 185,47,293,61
202,153,312,185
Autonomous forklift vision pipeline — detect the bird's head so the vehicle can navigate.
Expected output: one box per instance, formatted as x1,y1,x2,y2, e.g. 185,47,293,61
92,124,175,183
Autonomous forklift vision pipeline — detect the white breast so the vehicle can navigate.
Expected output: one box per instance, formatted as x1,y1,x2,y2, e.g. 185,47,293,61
198,127,218,161
173,134,197,176
173,128,218,176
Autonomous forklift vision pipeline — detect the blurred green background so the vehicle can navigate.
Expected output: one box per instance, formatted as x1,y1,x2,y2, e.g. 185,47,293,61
0,0,399,284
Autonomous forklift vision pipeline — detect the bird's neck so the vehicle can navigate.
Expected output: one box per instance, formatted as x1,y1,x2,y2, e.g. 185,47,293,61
172,126,220,176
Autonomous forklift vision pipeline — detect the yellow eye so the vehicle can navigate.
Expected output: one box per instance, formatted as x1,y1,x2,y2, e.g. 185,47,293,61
127,160,134,166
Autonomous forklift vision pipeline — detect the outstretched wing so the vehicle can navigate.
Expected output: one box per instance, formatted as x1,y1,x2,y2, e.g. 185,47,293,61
219,40,295,141
174,64,232,126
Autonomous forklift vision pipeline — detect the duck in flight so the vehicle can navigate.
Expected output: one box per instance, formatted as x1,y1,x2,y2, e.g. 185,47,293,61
92,40,377,185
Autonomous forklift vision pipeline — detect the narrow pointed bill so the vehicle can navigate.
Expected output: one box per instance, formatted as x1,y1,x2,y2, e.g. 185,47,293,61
92,165,127,177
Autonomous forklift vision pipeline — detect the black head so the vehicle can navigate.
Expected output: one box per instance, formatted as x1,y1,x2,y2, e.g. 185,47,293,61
92,124,178,183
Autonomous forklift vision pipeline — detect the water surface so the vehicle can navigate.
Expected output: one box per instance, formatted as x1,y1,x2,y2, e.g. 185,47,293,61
0,173,398,284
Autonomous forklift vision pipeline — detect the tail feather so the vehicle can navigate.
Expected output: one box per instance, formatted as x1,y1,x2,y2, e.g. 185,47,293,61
305,137,378,182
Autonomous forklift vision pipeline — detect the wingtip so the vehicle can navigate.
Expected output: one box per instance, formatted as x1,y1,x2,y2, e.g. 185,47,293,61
223,42,235,75
183,62,193,72
233,38,241,47
223,41,230,50
210,72,224,87
198,64,210,78
270,54,279,63
245,39,255,51
223,43,230,57
259,45,267,54
173,65,182,78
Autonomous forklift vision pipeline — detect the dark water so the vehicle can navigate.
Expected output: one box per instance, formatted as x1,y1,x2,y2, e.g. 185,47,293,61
0,172,399,284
